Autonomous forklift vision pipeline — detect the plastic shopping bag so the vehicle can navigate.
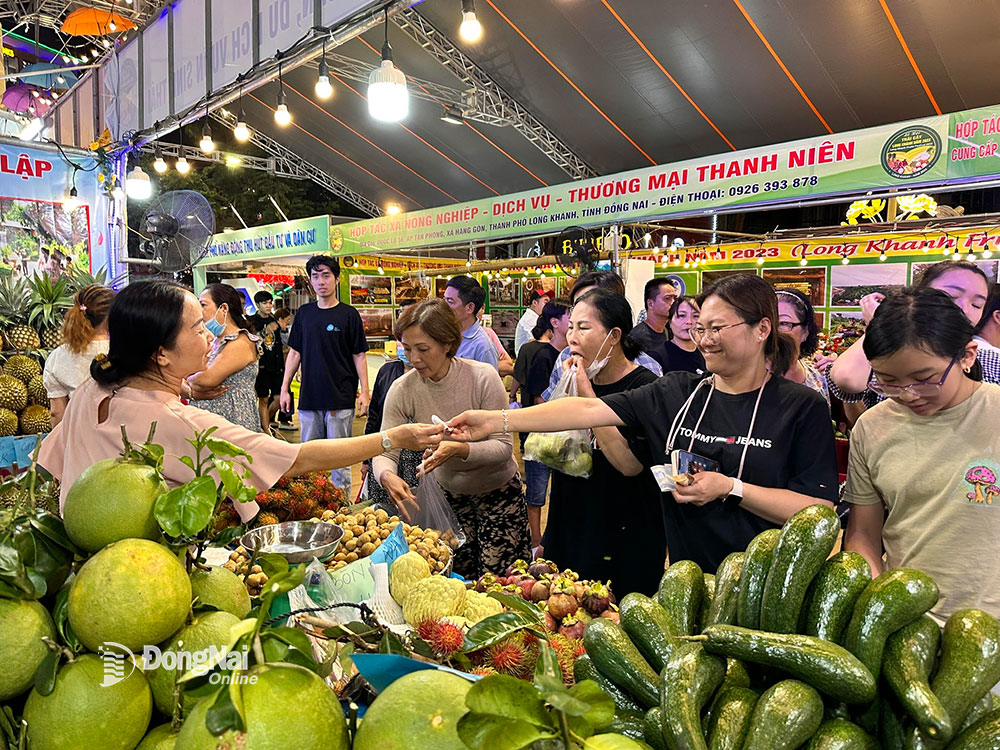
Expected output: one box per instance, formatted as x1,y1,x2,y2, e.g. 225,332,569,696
410,466,466,550
523,363,593,478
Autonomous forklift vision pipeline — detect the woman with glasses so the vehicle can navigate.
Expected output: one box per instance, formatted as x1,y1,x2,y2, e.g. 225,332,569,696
843,286,999,623
448,274,838,572
776,289,830,403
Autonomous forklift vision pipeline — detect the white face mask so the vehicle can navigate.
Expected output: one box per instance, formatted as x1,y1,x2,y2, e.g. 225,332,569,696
585,330,615,378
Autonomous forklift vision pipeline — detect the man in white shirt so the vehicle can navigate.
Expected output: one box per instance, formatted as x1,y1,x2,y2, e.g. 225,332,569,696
515,290,551,354
975,286,1000,352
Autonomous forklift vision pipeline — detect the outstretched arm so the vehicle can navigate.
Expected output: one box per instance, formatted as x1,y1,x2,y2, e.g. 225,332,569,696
448,396,624,442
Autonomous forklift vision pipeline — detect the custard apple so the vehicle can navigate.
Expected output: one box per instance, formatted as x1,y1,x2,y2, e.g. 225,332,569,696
388,551,431,606
402,576,467,625
462,590,504,624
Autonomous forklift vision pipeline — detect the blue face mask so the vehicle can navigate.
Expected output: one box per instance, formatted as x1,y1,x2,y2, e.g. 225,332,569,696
397,346,410,366
205,308,227,337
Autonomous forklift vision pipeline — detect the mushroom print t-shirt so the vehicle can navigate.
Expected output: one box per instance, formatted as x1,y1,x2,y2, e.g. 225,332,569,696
844,382,1000,624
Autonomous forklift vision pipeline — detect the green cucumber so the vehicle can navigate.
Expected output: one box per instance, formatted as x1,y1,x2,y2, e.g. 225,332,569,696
643,707,667,750
698,573,716,632
760,504,840,633
620,592,678,672
805,718,877,749
843,568,939,680
574,653,643,714
657,560,705,637
802,551,872,643
697,625,876,704
930,608,1000,739
705,552,744,628
659,641,725,750
736,529,780,630
610,711,648,741
946,708,1000,750
703,659,753,734
705,687,757,750
583,617,661,708
960,692,998,735
879,697,907,750
883,615,951,741
742,679,824,750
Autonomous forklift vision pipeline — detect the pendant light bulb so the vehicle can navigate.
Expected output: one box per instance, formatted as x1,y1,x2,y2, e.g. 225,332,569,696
315,54,333,99
153,144,168,173
275,66,292,125
368,14,408,122
460,0,482,42
62,186,81,213
199,120,214,153
233,119,251,142
175,152,191,175
125,165,152,199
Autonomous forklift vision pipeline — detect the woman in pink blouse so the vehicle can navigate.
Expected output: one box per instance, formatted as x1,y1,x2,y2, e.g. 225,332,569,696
39,280,443,520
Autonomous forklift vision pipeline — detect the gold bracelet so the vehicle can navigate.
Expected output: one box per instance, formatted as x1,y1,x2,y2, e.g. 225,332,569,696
501,409,509,434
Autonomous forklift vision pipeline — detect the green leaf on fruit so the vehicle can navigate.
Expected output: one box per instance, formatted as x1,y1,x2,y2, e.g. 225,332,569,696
463,611,545,652
32,649,59,696
465,674,553,728
205,684,245,736
534,642,563,692
457,713,556,750
154,475,217,537
255,552,289,578
487,590,545,622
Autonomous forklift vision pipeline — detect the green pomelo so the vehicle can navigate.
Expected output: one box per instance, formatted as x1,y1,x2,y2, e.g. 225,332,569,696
190,566,251,618
63,459,168,553
148,610,241,716
0,597,56,700
175,663,349,750
23,653,152,750
69,538,192,653
353,670,472,750
136,724,178,750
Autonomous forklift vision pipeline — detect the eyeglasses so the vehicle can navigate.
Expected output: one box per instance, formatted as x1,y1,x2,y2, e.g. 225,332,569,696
691,321,750,342
868,358,957,398
777,320,805,332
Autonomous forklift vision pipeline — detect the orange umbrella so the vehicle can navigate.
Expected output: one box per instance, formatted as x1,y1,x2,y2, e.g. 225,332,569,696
60,7,136,36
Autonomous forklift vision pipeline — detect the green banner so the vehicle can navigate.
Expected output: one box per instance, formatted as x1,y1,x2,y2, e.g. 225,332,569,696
200,215,331,265
336,103,1000,254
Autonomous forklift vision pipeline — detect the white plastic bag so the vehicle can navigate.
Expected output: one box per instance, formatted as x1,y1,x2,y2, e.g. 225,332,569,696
523,363,593,478
410,466,466,549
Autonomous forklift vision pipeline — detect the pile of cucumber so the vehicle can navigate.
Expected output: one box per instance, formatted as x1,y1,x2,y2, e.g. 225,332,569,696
574,504,1000,750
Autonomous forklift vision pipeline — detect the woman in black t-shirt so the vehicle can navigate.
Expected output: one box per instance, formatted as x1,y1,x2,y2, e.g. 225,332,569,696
656,295,706,375
542,291,666,595
449,274,839,573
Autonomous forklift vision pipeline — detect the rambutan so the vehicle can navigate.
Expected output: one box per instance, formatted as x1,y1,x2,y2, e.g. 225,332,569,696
416,619,441,643
270,490,290,504
430,622,466,656
468,666,497,677
549,634,582,686
485,640,527,676
290,483,308,498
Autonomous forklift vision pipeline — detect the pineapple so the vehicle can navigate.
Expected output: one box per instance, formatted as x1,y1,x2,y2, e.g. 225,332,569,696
0,375,27,412
19,404,51,435
0,274,40,350
27,273,72,350
65,265,108,294
3,354,41,384
27,375,48,406
0,408,16,437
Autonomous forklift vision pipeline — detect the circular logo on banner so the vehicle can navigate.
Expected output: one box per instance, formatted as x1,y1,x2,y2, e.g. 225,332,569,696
340,255,355,268
663,274,687,295
556,226,597,260
881,125,940,179
330,226,344,252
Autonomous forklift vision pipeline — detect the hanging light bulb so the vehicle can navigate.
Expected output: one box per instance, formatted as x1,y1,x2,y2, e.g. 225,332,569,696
643,232,651,248
952,250,962,261
315,42,333,99
101,38,111,49
756,256,766,266
152,144,167,173
62,186,81,213
799,258,808,266
274,64,292,126
661,235,669,249
56,74,65,85
386,203,401,215
459,0,483,42
368,11,408,122
878,251,887,262
983,249,994,259
109,19,117,31
233,118,250,142
125,165,152,199
377,264,385,275
199,118,214,153
841,256,850,265
175,150,191,175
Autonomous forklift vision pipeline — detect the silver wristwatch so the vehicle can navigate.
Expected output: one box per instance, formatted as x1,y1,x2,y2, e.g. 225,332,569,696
380,430,393,451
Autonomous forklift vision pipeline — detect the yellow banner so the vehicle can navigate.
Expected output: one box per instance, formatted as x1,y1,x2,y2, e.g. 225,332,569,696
629,226,999,267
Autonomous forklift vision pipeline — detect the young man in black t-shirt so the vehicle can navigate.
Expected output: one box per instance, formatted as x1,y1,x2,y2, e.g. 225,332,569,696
249,290,284,432
280,255,370,493
631,278,678,356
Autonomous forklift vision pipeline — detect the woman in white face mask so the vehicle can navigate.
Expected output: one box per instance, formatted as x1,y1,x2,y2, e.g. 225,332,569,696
541,290,667,595
187,284,263,432
450,275,840,573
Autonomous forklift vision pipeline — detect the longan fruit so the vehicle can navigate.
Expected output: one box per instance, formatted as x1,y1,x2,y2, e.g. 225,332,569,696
344,538,358,552
345,552,358,563
360,542,376,556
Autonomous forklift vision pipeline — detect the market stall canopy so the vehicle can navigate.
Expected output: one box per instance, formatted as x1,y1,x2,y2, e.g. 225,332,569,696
60,7,136,36
229,0,1000,213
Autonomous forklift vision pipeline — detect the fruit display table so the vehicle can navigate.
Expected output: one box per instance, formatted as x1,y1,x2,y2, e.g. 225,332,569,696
0,433,44,471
